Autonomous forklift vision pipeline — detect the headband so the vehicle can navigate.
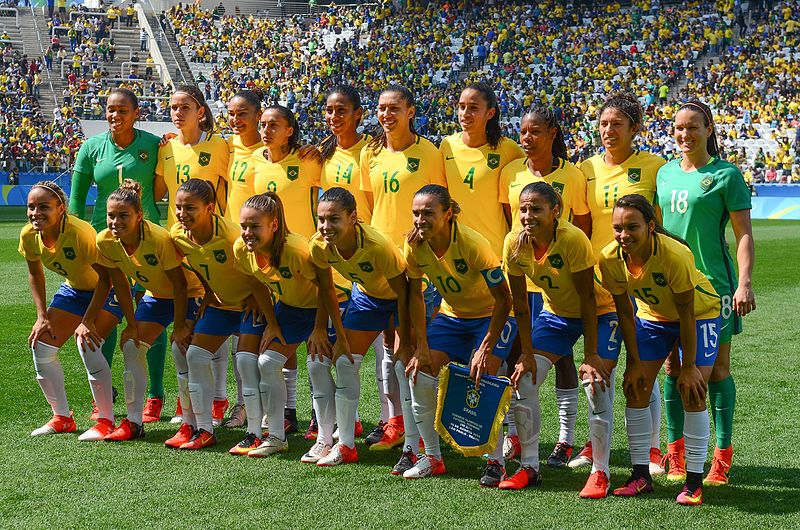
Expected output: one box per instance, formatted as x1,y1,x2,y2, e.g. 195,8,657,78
32,184,64,204
616,106,636,125
680,102,714,125
174,90,203,108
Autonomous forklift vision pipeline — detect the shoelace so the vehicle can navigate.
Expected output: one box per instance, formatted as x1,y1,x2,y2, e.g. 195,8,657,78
707,455,730,476
662,450,683,473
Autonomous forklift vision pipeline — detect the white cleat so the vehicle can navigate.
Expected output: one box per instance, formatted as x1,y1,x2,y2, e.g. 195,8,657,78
316,441,358,467
261,414,269,430
248,435,288,458
170,415,183,424
77,419,115,441
402,455,445,479
301,441,333,464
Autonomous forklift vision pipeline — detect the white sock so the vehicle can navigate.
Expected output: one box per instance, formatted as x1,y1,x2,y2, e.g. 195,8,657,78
32,341,69,417
78,338,113,422
307,356,335,446
515,355,551,470
555,386,578,445
373,335,389,423
187,345,214,432
283,368,297,410
122,339,150,425
211,340,229,401
258,350,287,441
488,437,505,466
231,335,244,406
503,361,517,436
382,344,401,419
683,409,710,474
649,378,662,449
335,354,363,448
584,371,615,477
236,351,260,435
395,360,420,454
172,342,196,427
410,371,441,459
625,407,651,467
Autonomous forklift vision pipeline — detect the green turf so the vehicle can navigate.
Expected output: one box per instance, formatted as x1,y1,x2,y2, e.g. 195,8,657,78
0,220,798,529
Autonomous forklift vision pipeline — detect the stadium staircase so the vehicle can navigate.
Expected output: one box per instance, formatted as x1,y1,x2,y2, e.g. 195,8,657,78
148,11,192,85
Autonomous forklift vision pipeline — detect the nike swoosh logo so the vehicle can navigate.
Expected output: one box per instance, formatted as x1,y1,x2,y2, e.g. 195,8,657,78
608,345,616,351
445,156,456,160
327,259,339,263
510,183,521,187
704,351,715,358
165,155,174,160
587,178,596,182
96,158,106,163
89,369,104,375
419,264,429,268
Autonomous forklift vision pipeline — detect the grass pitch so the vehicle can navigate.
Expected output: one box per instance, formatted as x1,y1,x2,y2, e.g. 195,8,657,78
0,220,798,529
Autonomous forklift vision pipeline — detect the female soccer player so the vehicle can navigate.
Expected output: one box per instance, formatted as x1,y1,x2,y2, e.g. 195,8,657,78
599,194,721,506
21,181,126,440
253,105,322,240
502,182,620,497
221,89,265,429
68,88,166,421
359,85,447,452
166,178,262,450
95,180,203,440
307,187,412,467
155,84,230,227
656,100,755,486
500,107,592,467
574,92,666,473
155,84,232,426
229,192,325,457
319,85,389,445
253,104,323,433
404,185,515,484
440,81,524,258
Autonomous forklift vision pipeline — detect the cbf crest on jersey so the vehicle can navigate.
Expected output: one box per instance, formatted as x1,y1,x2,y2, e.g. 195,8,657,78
628,168,642,183
407,157,420,173
138,149,149,162
552,181,565,195
652,272,667,287
700,174,714,192
358,261,374,273
144,253,158,266
63,247,76,260
279,266,292,279
454,258,469,274
198,152,211,167
548,253,564,269
213,249,227,264
487,153,500,169
287,166,299,181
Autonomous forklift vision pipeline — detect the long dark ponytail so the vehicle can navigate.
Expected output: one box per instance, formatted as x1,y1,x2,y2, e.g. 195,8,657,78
521,106,569,160
463,81,501,149
678,99,720,158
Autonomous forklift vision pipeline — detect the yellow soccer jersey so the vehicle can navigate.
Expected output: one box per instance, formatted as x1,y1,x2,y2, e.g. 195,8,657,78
359,135,446,246
170,214,254,310
500,157,590,230
226,135,264,224
252,147,321,239
157,134,230,226
440,134,524,257
18,214,99,291
404,223,503,319
96,220,204,299
502,221,615,318
599,233,721,322
233,232,317,309
321,134,373,225
581,150,665,255
309,223,405,300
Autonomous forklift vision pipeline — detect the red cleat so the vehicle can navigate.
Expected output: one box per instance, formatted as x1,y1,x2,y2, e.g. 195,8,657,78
142,397,164,423
164,423,194,448
104,418,144,441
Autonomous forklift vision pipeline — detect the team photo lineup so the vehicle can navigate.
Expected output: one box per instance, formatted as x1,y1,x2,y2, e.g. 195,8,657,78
15,0,774,515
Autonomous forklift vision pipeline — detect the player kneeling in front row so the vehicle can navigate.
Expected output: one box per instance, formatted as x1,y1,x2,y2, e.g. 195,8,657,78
21,181,127,440
97,180,201,440
404,185,516,484
600,194,721,506
503,182,621,496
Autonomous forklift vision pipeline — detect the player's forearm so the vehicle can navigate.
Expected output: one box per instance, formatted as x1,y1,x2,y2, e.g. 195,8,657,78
736,232,755,288
67,171,91,219
28,269,49,319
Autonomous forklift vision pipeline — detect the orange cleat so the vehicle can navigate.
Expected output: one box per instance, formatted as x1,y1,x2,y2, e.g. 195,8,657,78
31,413,77,436
402,455,445,479
664,438,687,483
90,400,100,421
164,423,194,448
369,416,405,451
229,432,262,455
580,470,610,499
676,484,703,506
142,397,164,423
78,418,115,441
354,419,363,438
180,428,217,450
569,441,593,468
212,399,229,427
498,465,542,490
316,442,359,467
703,445,733,486
104,418,144,441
